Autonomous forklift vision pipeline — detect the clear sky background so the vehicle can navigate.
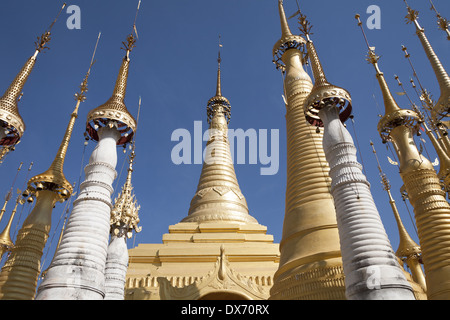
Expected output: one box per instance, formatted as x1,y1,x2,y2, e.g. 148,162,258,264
0,0,448,280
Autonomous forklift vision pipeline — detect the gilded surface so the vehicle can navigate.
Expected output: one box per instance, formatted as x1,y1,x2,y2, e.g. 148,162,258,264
364,29,450,298
0,57,36,145
404,4,450,121
182,51,257,225
0,190,58,300
110,151,141,238
86,35,137,146
125,49,279,301
269,0,346,300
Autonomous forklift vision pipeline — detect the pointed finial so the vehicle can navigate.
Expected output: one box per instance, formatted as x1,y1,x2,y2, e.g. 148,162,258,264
403,0,421,28
26,33,102,202
294,2,313,41
301,9,352,126
429,0,450,40
0,194,23,257
272,0,307,71
34,3,67,55
278,0,293,38
207,39,231,125
86,3,139,147
370,141,422,260
0,162,23,223
216,35,223,97
75,32,102,103
401,45,436,112
0,3,66,153
403,1,450,121
121,0,141,58
133,0,141,40
355,14,421,143
110,146,141,238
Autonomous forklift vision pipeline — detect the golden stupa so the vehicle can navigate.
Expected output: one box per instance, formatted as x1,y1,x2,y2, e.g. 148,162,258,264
124,49,280,300
0,0,449,302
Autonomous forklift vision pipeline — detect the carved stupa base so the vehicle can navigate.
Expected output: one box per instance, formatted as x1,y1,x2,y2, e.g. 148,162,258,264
124,221,279,300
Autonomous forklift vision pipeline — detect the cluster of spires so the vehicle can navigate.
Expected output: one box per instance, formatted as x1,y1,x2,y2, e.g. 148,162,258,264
0,1,142,299
0,0,447,300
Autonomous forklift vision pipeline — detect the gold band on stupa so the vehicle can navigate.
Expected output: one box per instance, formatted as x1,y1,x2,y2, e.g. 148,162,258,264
0,3,66,148
86,34,137,146
299,11,352,127
272,1,306,72
403,1,450,122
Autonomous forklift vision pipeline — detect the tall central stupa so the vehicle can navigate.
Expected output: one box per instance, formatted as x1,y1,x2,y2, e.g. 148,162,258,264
124,50,280,300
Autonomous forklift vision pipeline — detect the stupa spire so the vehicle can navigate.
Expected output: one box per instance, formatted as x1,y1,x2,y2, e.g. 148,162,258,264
0,33,101,301
403,0,450,121
394,73,450,195
105,140,141,300
26,31,101,202
85,32,137,147
272,1,306,72
278,0,293,38
0,3,66,160
370,141,426,293
269,0,346,301
216,36,223,96
0,162,32,259
357,14,450,300
428,0,450,40
0,195,23,260
182,42,256,224
110,134,141,239
300,11,352,128
36,2,141,300
301,9,414,300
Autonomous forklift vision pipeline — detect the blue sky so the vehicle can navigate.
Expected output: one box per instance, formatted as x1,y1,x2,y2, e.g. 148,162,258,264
0,0,448,277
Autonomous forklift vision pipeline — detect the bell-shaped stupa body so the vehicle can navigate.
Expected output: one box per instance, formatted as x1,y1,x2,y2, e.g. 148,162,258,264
125,51,279,301
36,35,137,300
181,55,257,225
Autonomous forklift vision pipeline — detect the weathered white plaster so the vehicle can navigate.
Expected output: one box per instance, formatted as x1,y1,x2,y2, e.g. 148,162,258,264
35,125,120,300
104,235,129,300
319,104,415,300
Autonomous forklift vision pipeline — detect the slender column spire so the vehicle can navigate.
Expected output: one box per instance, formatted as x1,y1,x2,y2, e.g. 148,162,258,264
357,15,450,300
398,47,450,179
0,3,66,160
0,33,101,301
0,162,23,224
269,0,346,300
429,0,450,40
403,1,450,121
182,39,257,224
0,195,23,259
370,142,427,293
37,3,140,300
0,162,33,259
301,10,414,300
105,147,141,300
